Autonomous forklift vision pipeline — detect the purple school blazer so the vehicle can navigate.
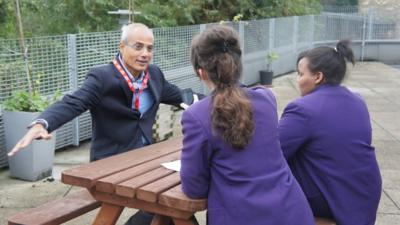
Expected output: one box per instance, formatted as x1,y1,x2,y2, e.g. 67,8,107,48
180,87,315,225
279,84,382,225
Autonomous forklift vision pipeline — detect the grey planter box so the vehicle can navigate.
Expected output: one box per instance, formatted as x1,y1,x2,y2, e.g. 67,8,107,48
3,110,55,181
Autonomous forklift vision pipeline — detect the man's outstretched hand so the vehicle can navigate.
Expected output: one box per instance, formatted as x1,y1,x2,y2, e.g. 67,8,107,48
7,124,52,157
180,93,200,110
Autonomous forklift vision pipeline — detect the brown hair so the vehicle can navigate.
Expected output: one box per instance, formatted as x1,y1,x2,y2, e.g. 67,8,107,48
190,25,254,149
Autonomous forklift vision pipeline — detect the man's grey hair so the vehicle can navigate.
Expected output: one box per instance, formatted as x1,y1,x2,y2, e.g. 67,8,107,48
120,23,153,43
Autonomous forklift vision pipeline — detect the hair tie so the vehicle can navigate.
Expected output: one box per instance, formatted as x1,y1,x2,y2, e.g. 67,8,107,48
220,41,229,53
217,82,232,89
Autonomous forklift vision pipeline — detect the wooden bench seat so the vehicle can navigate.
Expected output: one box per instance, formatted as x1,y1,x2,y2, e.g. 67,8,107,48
8,189,100,225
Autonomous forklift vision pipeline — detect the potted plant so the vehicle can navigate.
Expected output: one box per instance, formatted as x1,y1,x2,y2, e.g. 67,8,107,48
2,71,61,181
259,52,279,86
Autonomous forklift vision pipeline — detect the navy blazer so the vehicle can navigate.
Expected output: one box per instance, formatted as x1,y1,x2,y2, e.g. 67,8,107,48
279,84,382,225
39,63,183,161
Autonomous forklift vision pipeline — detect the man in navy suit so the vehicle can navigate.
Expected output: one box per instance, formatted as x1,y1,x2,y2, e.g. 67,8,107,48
8,23,187,161
8,22,195,225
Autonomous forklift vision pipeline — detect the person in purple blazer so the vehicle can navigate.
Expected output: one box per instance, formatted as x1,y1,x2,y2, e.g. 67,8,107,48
279,40,382,225
180,25,315,225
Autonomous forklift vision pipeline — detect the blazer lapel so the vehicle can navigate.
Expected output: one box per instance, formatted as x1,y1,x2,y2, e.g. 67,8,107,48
112,64,133,106
148,71,161,104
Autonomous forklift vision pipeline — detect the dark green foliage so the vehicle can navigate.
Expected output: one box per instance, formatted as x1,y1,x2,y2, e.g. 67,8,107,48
1,0,323,37
0,0,15,38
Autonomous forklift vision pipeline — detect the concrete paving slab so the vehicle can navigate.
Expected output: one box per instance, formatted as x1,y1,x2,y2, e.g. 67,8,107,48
364,98,400,113
377,190,400,214
372,123,400,142
381,169,400,190
383,189,400,211
376,214,400,225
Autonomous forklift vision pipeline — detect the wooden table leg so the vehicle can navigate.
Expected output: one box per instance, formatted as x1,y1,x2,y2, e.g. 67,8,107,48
151,214,171,225
172,218,197,225
93,202,124,225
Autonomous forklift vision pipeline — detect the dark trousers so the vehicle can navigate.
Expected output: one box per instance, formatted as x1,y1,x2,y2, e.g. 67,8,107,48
125,210,199,225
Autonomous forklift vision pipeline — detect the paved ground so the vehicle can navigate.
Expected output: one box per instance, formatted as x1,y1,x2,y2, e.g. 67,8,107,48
0,62,399,225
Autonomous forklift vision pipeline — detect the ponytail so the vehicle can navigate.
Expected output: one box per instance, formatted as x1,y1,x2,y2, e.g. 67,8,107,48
212,87,254,149
297,39,356,85
336,40,355,65
191,25,254,149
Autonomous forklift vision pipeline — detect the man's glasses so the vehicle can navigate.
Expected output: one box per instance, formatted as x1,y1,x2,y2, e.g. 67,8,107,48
125,41,153,53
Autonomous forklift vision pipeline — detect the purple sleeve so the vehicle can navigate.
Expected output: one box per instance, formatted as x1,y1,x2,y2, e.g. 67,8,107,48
278,101,310,160
180,110,211,199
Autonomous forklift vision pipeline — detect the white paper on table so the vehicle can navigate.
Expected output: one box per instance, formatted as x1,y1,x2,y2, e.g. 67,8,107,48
161,160,181,172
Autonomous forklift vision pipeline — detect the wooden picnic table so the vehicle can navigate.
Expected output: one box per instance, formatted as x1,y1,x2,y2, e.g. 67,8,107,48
61,137,206,225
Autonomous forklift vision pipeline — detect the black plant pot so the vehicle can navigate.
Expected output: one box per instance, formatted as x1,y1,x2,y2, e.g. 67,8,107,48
259,70,273,85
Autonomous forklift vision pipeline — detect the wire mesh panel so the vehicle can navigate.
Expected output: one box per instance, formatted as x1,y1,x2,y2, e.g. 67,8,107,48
0,40,26,102
323,5,359,14
369,21,397,40
274,17,295,48
314,13,364,42
153,25,203,93
367,10,399,40
0,36,74,166
297,15,314,44
244,19,270,54
75,31,120,141
153,25,199,71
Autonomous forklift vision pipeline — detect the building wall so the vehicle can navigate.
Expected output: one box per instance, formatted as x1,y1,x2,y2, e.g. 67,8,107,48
359,0,400,10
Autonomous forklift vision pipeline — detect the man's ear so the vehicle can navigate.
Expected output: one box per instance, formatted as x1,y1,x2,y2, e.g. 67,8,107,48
198,68,208,81
314,72,325,85
119,42,125,53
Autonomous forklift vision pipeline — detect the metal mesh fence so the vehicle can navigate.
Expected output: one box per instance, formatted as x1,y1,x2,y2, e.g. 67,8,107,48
274,17,296,48
244,19,270,54
75,31,121,142
297,15,314,44
314,13,365,42
153,25,203,93
0,6,399,168
0,36,76,165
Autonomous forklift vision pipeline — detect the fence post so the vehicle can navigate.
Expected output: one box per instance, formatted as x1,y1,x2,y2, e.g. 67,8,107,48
239,21,245,53
367,7,374,40
67,34,80,146
268,18,275,73
361,12,367,62
310,15,315,48
293,16,299,54
269,18,275,51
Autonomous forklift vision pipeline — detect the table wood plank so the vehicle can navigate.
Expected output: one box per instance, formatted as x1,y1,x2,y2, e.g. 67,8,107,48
91,190,193,219
159,185,206,212
96,152,180,193
62,137,182,188
116,167,175,198
136,173,181,203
